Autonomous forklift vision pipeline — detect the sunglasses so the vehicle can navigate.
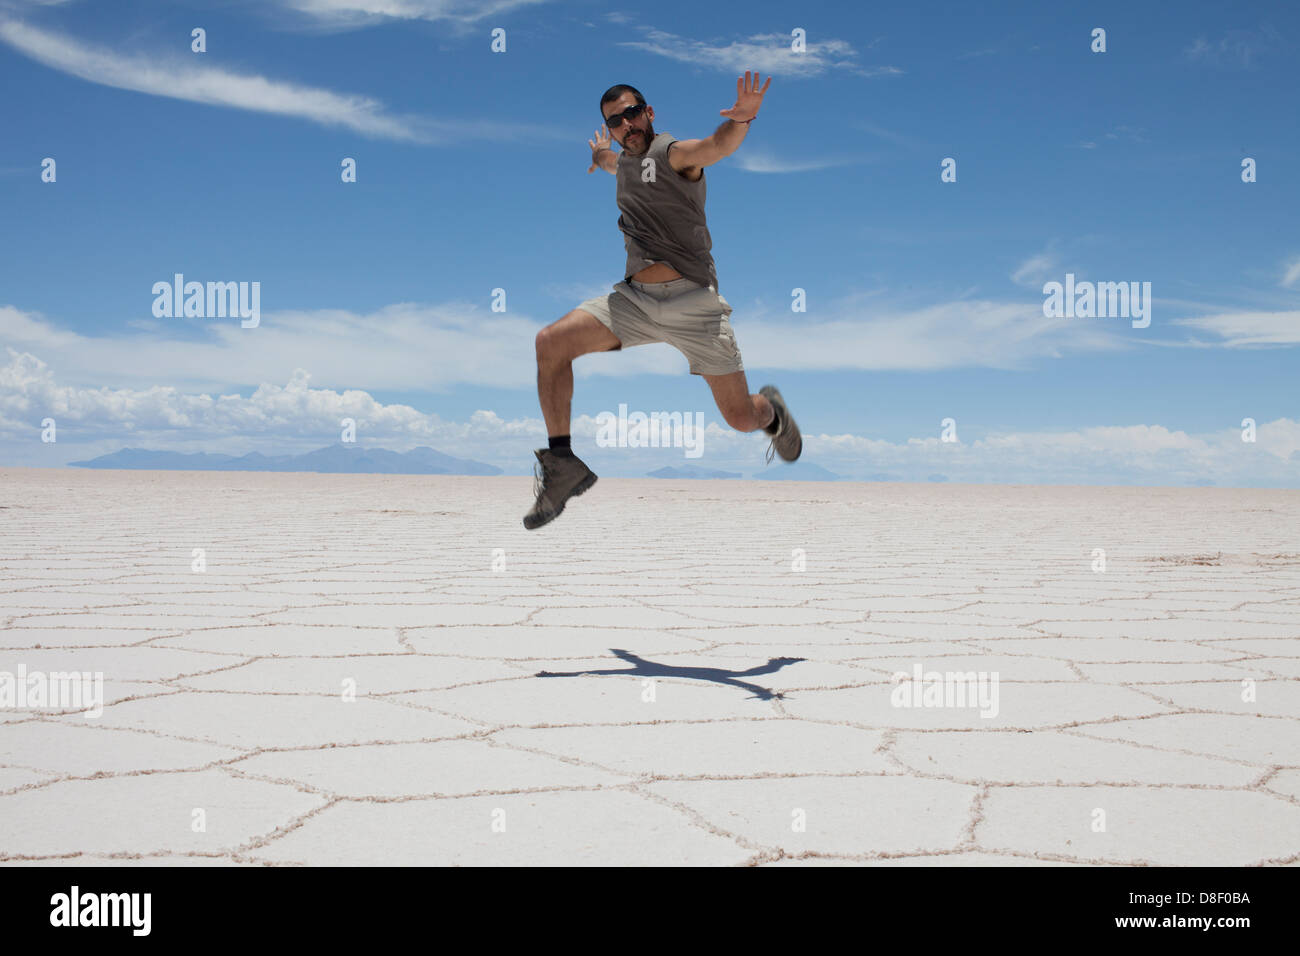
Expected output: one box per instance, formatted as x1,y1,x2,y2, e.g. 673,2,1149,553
603,103,647,129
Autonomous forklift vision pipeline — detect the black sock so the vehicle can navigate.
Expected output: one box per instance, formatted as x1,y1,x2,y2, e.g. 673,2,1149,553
763,404,781,435
548,435,574,456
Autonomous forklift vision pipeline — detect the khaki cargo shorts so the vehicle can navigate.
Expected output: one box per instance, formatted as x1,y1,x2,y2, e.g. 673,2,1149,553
577,276,744,376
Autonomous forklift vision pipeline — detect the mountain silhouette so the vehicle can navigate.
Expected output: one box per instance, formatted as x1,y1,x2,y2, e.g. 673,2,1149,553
68,443,501,475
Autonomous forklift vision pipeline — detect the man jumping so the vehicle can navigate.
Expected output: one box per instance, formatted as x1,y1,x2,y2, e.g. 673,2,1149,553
525,71,802,530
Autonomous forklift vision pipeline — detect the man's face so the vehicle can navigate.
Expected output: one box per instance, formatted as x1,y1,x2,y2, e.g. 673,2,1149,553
602,93,655,155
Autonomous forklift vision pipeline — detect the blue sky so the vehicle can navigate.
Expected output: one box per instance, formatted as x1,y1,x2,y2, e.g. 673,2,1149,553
1,0,1297,486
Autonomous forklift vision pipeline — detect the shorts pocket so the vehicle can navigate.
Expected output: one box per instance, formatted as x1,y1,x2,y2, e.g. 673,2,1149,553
668,286,728,321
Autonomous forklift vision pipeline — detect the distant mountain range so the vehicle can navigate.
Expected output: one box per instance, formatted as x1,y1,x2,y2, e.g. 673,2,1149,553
749,461,843,481
646,465,743,479
68,443,502,475
64,446,942,482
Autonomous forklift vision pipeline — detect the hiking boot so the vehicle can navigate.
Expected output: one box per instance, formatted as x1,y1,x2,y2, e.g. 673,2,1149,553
523,449,598,529
760,385,802,464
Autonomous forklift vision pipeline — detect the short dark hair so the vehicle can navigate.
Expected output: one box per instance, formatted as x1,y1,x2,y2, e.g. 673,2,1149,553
599,84,645,119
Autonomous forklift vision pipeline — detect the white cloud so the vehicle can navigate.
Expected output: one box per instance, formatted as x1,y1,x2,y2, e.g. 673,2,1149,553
614,28,901,79
6,274,1292,410
1104,125,1149,144
0,284,1140,403
1281,256,1300,289
540,280,619,306
1073,125,1146,151
1011,252,1060,289
731,152,859,173
1169,311,1300,347
276,0,548,27
794,420,1298,486
0,347,542,465
0,19,446,142
847,121,920,149
1184,26,1284,69
4,348,1297,486
736,297,1134,372
0,302,531,393
0,275,1157,448
0,300,689,396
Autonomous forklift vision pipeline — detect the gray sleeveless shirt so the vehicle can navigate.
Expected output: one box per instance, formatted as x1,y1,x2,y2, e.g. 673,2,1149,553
615,132,719,292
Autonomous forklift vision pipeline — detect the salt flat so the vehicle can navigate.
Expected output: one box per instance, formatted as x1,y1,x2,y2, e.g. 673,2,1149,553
1,467,1298,866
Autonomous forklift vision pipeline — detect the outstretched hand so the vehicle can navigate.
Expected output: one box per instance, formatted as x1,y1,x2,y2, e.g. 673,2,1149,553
719,70,771,122
587,123,612,173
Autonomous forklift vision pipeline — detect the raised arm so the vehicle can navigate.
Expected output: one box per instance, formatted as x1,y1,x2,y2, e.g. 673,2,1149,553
587,124,618,175
668,70,771,172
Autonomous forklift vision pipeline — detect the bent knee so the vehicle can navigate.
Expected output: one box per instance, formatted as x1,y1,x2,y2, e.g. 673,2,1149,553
721,407,757,431
535,324,565,361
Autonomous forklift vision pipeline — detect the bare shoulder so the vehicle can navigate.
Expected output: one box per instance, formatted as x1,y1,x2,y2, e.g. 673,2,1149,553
666,138,705,180
666,137,702,165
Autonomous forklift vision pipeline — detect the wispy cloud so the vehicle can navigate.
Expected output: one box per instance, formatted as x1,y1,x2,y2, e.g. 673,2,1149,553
0,18,440,142
1184,25,1286,69
1,280,1140,402
1010,252,1060,289
730,152,859,173
274,0,549,28
1073,125,1147,150
0,301,552,394
5,348,1297,485
1281,256,1300,289
1104,124,1149,144
614,27,902,79
734,298,1131,372
0,348,538,465
1169,310,1300,347
846,120,922,150
0,288,1289,441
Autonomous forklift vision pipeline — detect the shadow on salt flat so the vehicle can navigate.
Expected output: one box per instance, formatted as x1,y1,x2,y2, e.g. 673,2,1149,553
535,648,806,700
